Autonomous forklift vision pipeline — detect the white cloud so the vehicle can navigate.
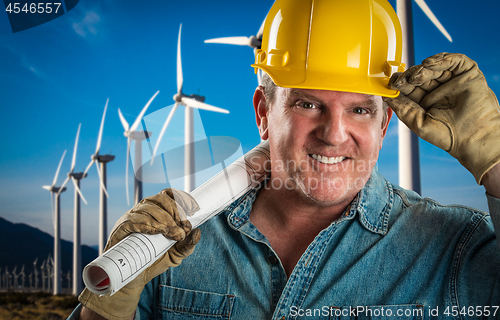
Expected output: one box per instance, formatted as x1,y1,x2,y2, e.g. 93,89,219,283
4,45,44,79
72,11,100,37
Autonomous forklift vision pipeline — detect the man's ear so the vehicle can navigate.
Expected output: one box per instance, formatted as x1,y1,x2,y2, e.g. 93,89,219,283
382,107,393,137
379,106,393,150
253,86,269,140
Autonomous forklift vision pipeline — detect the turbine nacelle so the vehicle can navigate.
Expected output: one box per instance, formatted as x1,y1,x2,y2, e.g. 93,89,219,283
187,93,205,103
68,172,85,180
173,93,183,103
97,154,115,163
173,92,206,104
42,185,66,193
125,130,152,140
248,35,261,49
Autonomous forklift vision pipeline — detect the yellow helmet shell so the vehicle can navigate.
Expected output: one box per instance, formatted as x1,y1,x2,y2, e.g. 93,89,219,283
252,0,405,98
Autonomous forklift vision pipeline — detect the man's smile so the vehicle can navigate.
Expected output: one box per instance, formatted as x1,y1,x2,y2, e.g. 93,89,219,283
309,153,346,165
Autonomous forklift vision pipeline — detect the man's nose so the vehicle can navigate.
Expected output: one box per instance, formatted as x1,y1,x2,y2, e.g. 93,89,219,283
316,112,349,146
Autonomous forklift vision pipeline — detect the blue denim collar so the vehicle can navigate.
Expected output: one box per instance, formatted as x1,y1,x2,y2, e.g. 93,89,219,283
226,186,259,228
226,166,394,236
353,166,394,235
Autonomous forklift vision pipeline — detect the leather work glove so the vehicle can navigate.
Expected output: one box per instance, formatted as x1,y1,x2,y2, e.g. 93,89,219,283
383,52,500,184
79,188,201,320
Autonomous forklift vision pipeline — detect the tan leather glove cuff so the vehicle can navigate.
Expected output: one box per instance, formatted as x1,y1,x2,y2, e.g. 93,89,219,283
385,53,500,185
77,228,201,320
79,287,140,320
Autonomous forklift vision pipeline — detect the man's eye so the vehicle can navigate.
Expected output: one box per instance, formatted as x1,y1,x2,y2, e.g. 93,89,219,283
300,102,317,109
353,107,368,114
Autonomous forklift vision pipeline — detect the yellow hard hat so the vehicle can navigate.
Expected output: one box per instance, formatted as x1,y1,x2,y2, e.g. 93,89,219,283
252,0,405,98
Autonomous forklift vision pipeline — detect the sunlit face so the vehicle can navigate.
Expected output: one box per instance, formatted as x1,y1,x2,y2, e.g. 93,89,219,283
255,87,392,207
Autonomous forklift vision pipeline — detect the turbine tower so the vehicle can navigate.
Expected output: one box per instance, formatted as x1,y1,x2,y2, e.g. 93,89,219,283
59,124,88,296
118,91,159,205
83,99,114,255
42,150,67,295
397,0,452,194
152,24,229,192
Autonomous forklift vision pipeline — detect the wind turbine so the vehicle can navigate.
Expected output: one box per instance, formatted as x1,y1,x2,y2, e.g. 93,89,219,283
20,265,25,289
11,266,18,289
83,99,114,256
42,150,67,295
152,24,229,192
205,19,266,85
40,260,46,292
33,258,39,290
58,123,88,296
118,91,159,205
397,0,452,194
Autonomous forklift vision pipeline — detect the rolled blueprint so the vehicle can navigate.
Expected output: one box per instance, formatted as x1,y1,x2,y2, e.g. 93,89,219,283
83,140,270,295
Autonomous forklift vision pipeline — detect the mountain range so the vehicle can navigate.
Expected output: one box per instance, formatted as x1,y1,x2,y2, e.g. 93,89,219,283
0,216,98,288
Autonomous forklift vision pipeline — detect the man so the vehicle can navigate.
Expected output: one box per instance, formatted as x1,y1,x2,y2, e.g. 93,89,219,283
72,0,500,319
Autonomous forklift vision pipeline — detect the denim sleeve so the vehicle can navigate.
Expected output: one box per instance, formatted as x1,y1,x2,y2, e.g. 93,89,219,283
453,193,500,313
486,192,500,248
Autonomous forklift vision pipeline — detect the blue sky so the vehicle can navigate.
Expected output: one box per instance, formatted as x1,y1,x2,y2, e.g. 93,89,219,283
0,0,499,247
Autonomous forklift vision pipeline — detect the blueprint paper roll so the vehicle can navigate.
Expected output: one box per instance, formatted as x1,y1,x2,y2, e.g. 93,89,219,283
82,140,270,295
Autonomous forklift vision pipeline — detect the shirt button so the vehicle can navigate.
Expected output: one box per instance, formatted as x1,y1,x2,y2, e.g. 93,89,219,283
269,255,279,265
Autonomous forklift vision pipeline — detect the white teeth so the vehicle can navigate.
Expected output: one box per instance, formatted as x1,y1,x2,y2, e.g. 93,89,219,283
310,154,346,164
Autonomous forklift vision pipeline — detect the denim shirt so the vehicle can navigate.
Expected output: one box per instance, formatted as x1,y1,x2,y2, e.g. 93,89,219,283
68,168,500,319
131,168,500,319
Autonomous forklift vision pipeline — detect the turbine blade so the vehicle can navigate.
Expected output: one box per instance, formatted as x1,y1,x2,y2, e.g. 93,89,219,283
177,24,183,94
130,90,160,132
52,150,67,187
83,159,94,178
414,0,452,42
118,108,130,132
181,97,230,114
72,178,87,205
95,161,109,198
96,99,108,154
151,102,179,165
256,17,266,39
126,137,131,206
58,176,70,196
204,36,252,46
70,123,81,173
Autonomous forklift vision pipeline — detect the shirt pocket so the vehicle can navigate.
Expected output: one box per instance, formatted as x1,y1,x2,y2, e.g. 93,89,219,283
159,285,236,319
329,304,424,320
